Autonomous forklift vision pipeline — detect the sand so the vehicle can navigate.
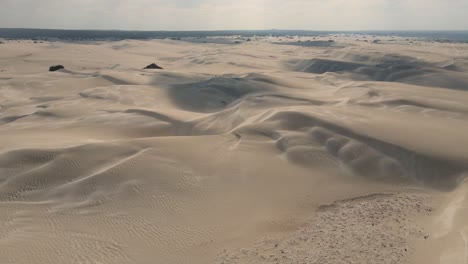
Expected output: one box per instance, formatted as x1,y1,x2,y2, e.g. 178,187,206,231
0,35,467,264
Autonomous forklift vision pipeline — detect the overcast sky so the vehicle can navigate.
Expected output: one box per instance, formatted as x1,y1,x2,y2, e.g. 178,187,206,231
1,0,467,30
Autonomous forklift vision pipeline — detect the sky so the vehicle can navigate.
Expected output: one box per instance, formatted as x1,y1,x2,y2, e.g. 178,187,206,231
1,0,467,31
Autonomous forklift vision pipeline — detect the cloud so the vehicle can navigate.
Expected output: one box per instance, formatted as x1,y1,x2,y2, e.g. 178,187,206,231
0,0,467,30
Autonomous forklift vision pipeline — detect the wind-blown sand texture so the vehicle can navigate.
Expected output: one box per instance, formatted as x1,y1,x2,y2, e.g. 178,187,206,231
0,35,467,264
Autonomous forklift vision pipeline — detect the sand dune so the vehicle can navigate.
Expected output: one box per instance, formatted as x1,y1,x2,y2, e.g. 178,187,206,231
1,36,468,263
291,53,468,90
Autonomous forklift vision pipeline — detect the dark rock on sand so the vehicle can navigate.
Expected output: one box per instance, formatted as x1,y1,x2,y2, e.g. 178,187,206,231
143,63,163,70
49,65,64,72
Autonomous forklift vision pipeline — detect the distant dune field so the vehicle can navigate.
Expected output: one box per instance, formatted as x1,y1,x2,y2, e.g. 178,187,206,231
0,35,467,264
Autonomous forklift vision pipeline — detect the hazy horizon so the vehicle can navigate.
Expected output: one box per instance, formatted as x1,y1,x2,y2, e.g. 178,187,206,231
2,28,468,32
1,0,468,31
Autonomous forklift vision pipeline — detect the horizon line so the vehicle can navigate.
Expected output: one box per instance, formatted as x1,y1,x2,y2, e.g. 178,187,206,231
1,28,468,32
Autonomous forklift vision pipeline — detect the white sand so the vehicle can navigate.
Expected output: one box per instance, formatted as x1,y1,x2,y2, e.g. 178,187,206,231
0,36,467,264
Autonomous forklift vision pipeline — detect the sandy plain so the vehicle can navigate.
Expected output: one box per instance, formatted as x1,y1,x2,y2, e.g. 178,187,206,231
0,35,467,264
